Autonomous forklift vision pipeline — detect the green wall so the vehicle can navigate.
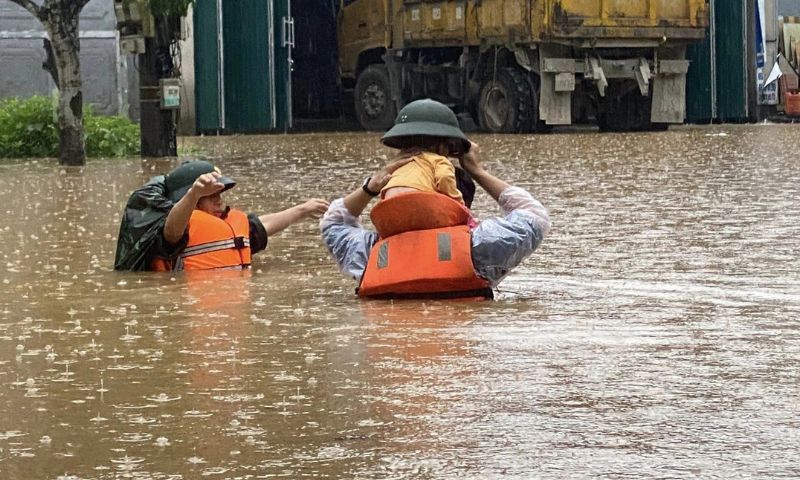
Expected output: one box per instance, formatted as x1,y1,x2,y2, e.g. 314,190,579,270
194,0,221,132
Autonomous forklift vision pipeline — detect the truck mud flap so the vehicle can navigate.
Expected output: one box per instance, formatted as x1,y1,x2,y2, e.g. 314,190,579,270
652,60,690,124
539,46,573,125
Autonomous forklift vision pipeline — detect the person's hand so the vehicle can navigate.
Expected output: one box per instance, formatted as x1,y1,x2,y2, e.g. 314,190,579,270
366,155,416,192
189,172,224,199
297,198,330,218
458,140,484,176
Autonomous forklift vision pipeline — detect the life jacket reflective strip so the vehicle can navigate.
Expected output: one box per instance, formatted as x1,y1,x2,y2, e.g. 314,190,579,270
179,209,252,271
359,192,491,299
181,237,251,257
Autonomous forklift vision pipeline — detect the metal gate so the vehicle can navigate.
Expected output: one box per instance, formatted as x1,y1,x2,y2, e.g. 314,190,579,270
686,0,755,123
194,0,293,133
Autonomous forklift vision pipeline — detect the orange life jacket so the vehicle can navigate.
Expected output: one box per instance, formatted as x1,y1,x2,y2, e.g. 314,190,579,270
150,208,252,271
369,190,473,238
358,192,492,299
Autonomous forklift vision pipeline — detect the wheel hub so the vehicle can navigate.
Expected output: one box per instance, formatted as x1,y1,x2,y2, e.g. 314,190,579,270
361,83,386,118
483,84,509,131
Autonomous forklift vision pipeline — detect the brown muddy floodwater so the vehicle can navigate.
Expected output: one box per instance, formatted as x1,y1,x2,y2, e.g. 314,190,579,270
1,125,799,479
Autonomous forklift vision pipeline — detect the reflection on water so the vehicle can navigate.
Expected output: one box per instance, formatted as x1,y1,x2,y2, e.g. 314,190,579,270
1,125,799,478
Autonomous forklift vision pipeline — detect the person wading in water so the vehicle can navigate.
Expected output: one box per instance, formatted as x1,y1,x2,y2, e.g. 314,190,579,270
115,160,328,271
320,99,551,299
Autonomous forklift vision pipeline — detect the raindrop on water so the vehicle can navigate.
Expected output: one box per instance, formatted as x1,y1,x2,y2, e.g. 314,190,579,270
155,436,170,447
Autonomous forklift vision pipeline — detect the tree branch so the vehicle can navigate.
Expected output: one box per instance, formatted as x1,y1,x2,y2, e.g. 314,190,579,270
42,38,59,85
7,0,41,19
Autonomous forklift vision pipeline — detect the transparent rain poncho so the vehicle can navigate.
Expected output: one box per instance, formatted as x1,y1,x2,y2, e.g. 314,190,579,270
320,186,551,288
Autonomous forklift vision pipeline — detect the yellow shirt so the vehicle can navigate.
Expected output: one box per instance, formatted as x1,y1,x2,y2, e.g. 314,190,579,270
381,152,464,204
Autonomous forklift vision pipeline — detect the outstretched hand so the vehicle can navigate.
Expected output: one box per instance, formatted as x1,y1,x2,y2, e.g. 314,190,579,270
297,198,330,218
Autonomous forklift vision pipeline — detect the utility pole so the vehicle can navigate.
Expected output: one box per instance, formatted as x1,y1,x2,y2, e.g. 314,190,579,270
115,1,183,157
139,16,178,157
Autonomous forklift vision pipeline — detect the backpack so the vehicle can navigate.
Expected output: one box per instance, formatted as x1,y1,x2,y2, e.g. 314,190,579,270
113,176,175,271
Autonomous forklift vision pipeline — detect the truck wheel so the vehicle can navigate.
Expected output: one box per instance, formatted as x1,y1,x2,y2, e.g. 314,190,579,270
354,65,396,131
477,67,533,133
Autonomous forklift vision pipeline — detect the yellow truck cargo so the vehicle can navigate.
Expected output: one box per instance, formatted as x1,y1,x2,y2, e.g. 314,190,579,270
338,0,709,132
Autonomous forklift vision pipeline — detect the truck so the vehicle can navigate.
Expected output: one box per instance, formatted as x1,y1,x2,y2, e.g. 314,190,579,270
338,0,709,132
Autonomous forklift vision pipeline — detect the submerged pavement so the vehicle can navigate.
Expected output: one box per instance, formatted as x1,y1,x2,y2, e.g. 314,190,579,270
0,125,799,478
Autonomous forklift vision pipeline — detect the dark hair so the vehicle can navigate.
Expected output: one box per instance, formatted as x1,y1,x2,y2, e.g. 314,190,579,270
455,167,475,208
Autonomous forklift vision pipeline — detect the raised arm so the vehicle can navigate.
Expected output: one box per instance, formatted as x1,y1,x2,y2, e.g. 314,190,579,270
457,141,510,201
342,155,415,216
320,155,415,281
163,172,224,244
459,140,551,285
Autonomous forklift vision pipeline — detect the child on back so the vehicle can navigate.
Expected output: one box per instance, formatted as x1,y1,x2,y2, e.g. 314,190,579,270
377,99,473,207
380,144,464,204
366,99,479,236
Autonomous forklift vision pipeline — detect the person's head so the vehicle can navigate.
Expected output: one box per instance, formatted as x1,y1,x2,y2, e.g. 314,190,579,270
196,192,227,217
165,160,236,214
381,99,470,156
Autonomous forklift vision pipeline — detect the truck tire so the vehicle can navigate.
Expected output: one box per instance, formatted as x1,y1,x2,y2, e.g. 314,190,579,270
354,65,397,131
477,67,533,133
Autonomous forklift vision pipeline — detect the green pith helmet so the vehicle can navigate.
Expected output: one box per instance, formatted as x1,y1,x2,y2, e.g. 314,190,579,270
165,160,236,203
381,99,470,153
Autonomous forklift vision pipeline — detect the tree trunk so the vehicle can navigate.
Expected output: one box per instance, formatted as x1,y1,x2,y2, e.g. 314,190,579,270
43,3,86,166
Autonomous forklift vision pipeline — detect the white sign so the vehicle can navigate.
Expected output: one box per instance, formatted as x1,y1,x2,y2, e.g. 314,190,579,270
163,86,180,108
764,59,783,88
432,7,441,20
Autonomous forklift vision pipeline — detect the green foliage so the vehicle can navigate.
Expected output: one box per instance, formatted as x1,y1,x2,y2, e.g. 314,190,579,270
0,96,141,158
84,114,141,158
148,0,195,17
0,96,59,158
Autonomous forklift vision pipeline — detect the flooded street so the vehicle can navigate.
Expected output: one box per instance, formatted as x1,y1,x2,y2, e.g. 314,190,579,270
1,124,799,478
